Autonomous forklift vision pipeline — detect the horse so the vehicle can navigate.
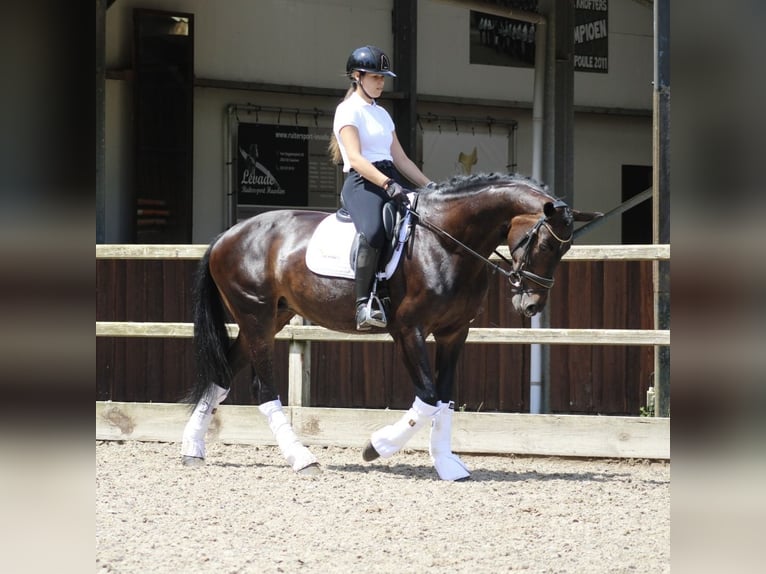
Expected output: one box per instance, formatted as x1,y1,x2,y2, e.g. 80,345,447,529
181,172,600,480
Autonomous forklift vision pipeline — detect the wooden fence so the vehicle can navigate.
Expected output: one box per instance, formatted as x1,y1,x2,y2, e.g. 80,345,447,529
96,244,670,459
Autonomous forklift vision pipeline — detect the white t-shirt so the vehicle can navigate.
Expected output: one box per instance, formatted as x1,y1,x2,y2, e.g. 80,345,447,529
333,92,395,173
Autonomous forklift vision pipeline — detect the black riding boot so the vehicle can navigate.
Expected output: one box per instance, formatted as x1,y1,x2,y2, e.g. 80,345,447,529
354,234,386,330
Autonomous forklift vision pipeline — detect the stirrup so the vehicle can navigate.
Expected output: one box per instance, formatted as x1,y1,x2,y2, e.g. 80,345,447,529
356,295,387,330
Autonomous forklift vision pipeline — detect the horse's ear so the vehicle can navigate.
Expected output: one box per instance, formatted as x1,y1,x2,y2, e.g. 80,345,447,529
543,201,557,218
572,209,603,222
543,200,569,219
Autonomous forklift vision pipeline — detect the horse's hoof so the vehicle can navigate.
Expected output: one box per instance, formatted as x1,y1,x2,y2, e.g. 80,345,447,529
297,462,322,476
181,455,205,467
362,441,380,462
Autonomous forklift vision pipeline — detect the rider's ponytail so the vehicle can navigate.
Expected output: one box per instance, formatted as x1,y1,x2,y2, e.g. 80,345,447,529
328,84,356,165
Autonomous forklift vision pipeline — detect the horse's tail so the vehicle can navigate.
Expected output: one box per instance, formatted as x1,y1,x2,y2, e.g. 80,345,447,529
185,238,233,407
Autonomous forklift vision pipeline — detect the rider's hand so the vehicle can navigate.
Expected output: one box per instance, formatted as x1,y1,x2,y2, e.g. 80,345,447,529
385,181,410,207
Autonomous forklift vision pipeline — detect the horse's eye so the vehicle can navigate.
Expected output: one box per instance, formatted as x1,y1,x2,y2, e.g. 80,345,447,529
538,240,551,252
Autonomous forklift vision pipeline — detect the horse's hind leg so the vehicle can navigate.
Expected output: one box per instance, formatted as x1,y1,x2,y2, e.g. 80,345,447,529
181,384,230,466
257,398,319,474
181,336,249,466
245,322,319,475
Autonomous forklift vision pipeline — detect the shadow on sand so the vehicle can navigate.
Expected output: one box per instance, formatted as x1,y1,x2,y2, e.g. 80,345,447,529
324,461,635,483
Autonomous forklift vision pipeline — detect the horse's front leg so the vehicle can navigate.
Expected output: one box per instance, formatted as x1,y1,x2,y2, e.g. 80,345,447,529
429,328,471,481
362,327,441,461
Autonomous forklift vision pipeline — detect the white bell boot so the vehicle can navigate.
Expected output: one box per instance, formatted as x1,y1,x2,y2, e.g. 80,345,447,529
181,384,230,460
369,397,441,459
429,401,470,481
258,399,318,472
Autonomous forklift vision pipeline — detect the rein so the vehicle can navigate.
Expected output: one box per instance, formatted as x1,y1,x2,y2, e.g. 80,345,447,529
409,208,571,293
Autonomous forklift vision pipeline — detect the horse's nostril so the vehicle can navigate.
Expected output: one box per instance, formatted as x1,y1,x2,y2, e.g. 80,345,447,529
526,304,538,317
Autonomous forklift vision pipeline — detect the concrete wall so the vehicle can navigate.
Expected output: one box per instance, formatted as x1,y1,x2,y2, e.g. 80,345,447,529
573,113,653,245
105,0,396,87
104,0,653,244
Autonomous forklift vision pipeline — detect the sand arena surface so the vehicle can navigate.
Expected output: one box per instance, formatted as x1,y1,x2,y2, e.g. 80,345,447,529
96,441,669,573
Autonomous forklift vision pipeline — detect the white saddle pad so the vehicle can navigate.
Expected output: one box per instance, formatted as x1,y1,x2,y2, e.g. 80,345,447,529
305,212,411,280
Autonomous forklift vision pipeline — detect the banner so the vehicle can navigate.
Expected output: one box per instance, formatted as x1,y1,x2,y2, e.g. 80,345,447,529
574,0,609,73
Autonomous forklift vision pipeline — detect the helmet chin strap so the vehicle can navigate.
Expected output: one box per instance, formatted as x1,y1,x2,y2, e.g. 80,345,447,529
355,72,376,103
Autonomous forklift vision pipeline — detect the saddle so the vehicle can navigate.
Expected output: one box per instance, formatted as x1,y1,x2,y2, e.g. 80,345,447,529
305,194,418,281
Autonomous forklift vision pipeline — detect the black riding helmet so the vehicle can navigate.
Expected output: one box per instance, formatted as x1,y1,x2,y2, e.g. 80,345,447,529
346,45,396,78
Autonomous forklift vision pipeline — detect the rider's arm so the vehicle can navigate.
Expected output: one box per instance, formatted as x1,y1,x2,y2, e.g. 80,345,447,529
390,132,432,188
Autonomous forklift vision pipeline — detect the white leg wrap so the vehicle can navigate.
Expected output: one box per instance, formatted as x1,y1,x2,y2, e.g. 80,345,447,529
430,401,470,481
181,384,230,459
258,399,317,472
371,397,441,459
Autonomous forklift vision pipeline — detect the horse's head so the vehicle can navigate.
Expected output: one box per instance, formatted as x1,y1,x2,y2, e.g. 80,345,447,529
506,200,601,317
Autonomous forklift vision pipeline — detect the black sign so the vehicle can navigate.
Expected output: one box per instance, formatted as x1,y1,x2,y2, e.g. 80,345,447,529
237,124,309,206
574,0,609,73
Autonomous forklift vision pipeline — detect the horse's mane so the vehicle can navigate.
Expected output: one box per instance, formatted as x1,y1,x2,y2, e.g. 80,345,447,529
422,172,554,199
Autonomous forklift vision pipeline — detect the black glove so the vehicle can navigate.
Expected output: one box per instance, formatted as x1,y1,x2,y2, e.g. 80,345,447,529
385,181,410,207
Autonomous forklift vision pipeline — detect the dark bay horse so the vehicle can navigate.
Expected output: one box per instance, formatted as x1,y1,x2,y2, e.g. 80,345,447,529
181,173,600,480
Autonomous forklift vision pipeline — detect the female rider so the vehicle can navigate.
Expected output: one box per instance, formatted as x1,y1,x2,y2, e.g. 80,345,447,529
329,45,434,330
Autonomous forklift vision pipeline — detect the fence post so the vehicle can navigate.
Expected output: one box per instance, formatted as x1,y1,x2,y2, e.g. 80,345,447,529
653,0,670,417
287,315,311,407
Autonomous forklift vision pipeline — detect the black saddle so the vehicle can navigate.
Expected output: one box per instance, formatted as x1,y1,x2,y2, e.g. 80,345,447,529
336,194,418,269
335,201,398,238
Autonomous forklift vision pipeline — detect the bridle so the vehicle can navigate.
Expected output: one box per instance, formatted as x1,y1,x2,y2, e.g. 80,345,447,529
411,205,572,294
502,216,572,292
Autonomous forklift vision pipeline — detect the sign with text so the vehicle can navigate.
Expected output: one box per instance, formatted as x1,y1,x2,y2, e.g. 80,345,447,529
236,123,338,211
574,0,609,73
238,124,320,207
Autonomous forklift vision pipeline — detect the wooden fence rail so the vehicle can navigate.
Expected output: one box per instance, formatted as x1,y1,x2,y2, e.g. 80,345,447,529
96,322,669,346
96,401,670,459
97,244,670,261
96,243,671,459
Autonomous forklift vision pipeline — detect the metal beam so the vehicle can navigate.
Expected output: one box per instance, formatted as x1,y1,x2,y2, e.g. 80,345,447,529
539,0,575,414
653,0,670,417
574,188,652,240
96,0,106,243
392,0,418,159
